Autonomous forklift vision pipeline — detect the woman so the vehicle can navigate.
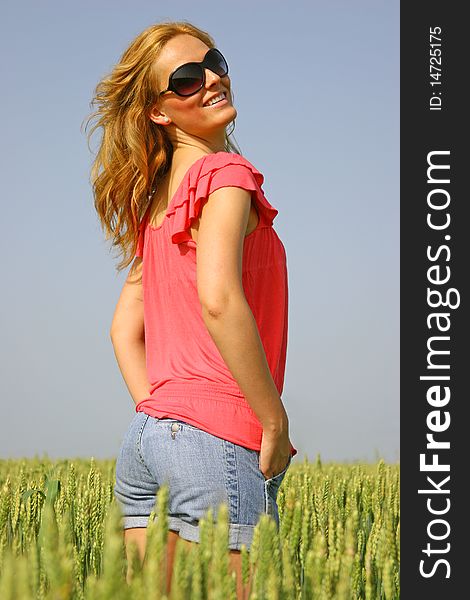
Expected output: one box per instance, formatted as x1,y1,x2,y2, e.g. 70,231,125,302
86,20,297,598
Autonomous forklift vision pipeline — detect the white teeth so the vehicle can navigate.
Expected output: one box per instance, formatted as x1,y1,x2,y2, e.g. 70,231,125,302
205,93,225,106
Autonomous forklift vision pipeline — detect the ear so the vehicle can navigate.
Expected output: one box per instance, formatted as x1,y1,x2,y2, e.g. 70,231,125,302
149,104,170,125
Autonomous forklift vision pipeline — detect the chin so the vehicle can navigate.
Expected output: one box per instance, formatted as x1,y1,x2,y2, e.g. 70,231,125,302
211,106,237,126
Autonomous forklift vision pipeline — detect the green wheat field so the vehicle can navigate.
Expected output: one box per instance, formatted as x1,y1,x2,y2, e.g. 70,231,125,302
0,456,399,599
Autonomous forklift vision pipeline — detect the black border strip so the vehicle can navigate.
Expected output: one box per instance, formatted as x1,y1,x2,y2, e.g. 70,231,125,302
401,2,466,596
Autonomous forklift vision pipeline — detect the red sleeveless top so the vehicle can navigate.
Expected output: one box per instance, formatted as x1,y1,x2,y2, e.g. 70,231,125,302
134,151,297,458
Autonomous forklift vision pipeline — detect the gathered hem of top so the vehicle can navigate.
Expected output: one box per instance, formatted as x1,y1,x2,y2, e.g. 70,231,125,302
134,388,299,458
143,381,251,405
135,397,263,452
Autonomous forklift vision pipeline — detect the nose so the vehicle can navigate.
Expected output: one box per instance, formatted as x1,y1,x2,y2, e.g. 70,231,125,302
204,68,224,88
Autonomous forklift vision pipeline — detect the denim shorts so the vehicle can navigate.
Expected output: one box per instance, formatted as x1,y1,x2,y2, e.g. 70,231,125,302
114,411,292,551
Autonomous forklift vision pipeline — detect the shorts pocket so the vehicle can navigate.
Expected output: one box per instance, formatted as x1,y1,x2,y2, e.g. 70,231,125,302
263,454,292,484
263,455,292,524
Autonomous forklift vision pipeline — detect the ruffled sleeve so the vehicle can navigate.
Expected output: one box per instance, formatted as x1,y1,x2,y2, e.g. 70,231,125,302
168,153,279,245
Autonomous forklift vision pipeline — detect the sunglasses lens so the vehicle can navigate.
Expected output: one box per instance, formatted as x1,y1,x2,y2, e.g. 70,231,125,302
206,48,228,77
171,64,204,96
169,49,229,96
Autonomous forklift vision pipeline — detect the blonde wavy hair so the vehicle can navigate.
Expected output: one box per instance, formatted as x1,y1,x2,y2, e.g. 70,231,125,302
83,21,241,274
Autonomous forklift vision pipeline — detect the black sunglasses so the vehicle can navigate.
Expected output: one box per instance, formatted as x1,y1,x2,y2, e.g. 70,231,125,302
159,48,229,97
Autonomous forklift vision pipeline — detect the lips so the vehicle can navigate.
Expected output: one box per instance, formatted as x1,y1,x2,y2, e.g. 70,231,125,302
203,92,227,107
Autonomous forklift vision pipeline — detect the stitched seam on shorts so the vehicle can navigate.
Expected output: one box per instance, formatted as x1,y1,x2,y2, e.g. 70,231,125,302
136,414,154,478
222,440,239,523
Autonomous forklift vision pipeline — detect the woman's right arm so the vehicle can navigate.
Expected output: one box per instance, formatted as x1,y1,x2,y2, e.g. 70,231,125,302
110,258,150,407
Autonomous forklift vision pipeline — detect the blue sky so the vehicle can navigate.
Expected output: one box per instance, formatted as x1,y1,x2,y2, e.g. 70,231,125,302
0,0,399,462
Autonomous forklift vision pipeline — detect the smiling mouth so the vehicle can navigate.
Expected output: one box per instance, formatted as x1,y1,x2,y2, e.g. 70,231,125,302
203,92,228,107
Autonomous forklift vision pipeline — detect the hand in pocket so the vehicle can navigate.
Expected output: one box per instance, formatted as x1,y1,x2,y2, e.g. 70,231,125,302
259,428,292,480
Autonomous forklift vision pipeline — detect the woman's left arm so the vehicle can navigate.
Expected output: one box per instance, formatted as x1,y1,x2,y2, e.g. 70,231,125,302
110,258,150,406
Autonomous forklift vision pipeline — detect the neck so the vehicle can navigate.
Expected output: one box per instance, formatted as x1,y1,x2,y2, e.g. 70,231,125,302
168,129,228,156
